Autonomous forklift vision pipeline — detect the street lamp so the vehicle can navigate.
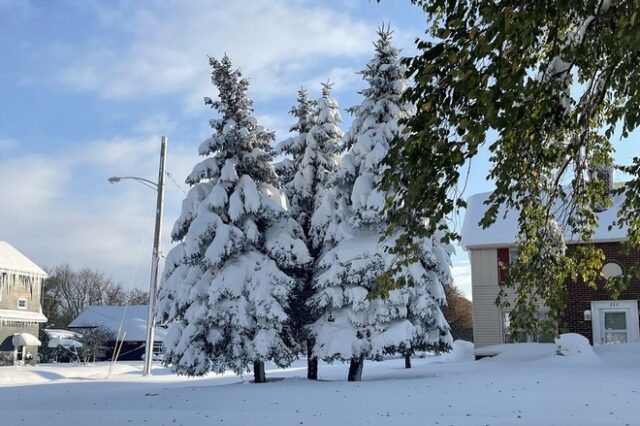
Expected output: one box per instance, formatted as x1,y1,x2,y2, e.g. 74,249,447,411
108,136,167,376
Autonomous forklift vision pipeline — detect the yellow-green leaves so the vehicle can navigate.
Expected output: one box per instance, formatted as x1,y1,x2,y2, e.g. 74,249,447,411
383,0,640,336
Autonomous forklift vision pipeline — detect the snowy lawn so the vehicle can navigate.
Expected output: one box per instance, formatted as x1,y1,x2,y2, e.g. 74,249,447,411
1,340,640,426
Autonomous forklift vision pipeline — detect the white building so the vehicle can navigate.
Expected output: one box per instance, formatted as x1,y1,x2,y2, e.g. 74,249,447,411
0,241,48,365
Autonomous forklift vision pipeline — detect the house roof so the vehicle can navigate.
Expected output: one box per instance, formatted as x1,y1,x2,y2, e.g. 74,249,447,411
460,190,628,250
68,305,166,342
0,241,47,277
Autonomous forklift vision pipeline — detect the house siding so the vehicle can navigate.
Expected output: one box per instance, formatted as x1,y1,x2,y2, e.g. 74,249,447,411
0,272,44,312
0,272,46,364
470,249,504,348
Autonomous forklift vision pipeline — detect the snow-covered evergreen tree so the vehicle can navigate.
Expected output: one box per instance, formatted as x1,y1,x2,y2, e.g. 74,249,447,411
276,83,343,379
309,28,452,381
273,87,317,196
287,83,343,240
157,55,311,382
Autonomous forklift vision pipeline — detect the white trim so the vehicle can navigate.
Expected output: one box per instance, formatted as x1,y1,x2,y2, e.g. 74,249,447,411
0,309,47,323
591,300,639,345
463,238,629,251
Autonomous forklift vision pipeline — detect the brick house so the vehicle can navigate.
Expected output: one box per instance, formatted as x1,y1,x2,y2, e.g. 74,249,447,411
0,241,48,365
460,190,638,349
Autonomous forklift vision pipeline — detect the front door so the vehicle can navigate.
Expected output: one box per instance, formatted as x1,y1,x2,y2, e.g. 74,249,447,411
592,301,640,345
13,345,24,365
15,346,24,361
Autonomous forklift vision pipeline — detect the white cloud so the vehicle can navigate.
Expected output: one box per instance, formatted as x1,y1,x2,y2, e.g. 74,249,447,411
0,155,69,224
59,0,374,108
302,66,363,96
0,134,198,290
133,113,178,135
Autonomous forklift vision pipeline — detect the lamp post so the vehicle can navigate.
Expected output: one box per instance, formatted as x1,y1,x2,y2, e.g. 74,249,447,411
109,136,167,376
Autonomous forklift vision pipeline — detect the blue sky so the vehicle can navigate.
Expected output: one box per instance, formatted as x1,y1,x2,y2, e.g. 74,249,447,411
3,0,639,299
3,0,472,295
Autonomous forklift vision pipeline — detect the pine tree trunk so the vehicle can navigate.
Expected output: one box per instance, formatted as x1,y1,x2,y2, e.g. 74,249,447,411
404,354,412,369
253,360,266,383
307,339,318,380
347,356,364,382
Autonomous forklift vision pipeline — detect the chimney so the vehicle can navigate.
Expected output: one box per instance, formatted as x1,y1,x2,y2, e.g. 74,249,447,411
590,164,614,212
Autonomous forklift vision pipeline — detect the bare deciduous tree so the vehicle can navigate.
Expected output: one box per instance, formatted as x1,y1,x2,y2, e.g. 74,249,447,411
43,264,149,327
78,326,115,364
442,285,473,342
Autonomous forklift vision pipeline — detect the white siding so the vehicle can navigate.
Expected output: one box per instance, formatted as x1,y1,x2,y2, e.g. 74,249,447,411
470,249,504,348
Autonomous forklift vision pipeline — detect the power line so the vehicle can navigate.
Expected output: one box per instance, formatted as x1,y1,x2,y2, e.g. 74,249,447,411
165,170,188,195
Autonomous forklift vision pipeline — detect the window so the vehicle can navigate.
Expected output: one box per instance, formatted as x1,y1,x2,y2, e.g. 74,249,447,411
17,298,27,310
497,247,519,284
603,311,628,344
508,248,519,265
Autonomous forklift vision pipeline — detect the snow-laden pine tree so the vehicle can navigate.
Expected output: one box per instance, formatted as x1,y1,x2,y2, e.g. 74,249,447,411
276,83,343,379
157,55,310,383
309,28,453,381
273,87,317,198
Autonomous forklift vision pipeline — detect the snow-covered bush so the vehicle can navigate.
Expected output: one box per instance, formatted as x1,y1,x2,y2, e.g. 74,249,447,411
444,340,475,362
555,333,596,358
157,55,310,382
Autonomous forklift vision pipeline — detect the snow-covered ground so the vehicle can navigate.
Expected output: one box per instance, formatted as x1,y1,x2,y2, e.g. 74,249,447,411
1,339,640,425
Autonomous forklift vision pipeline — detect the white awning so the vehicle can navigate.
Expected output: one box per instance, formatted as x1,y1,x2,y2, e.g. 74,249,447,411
12,333,41,347
0,309,47,324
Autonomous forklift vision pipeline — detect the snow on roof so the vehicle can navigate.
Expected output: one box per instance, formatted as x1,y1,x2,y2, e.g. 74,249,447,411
44,329,83,349
48,338,83,349
460,190,628,249
44,329,83,340
68,305,166,343
0,241,47,277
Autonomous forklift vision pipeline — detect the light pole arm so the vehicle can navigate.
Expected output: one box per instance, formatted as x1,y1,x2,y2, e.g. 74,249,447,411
108,176,158,190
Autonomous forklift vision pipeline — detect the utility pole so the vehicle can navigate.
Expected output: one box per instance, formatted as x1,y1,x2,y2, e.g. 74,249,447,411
143,136,167,376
